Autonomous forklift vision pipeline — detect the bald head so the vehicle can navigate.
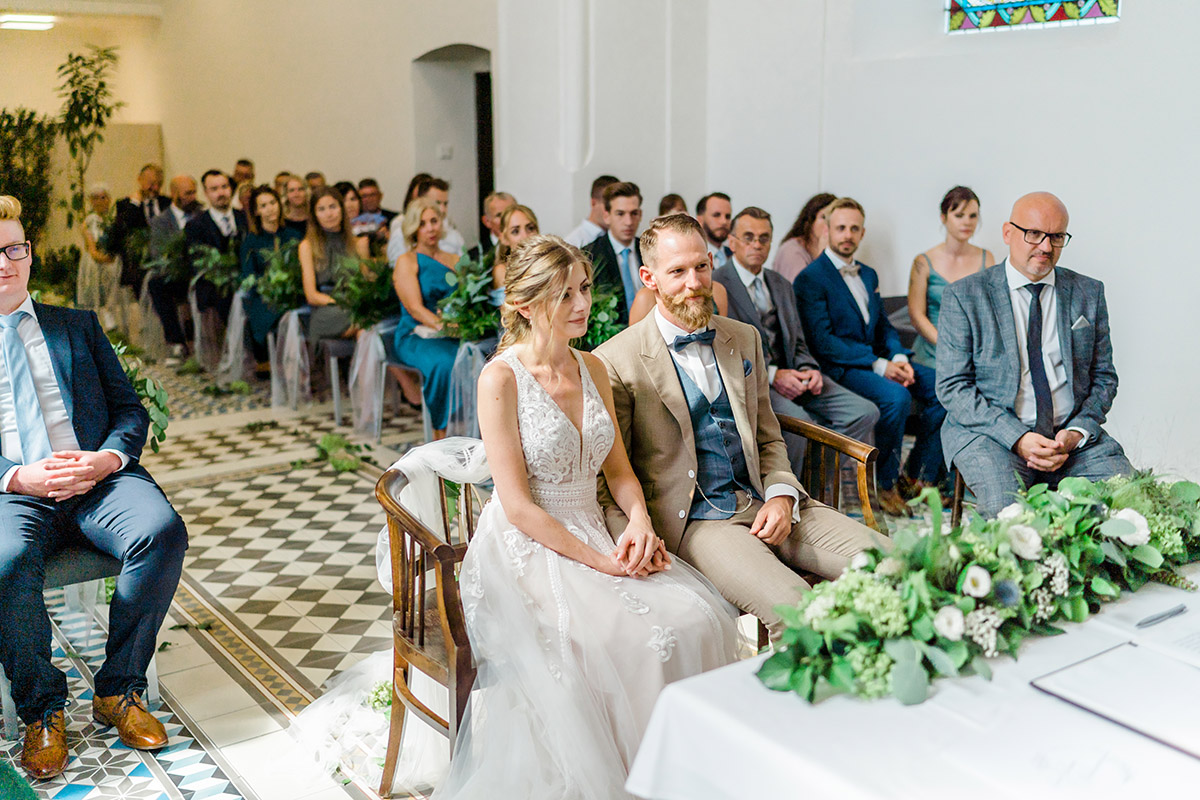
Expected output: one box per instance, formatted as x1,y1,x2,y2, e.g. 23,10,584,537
168,175,198,210
1003,191,1071,281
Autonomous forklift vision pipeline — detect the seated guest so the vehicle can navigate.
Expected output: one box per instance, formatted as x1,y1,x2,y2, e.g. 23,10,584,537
715,206,878,474
77,184,120,327
908,186,994,369
491,203,539,295
658,193,687,217
795,197,946,516
583,180,644,325
596,213,886,636
628,281,728,324
282,175,310,236
185,170,246,324
772,192,836,284
305,171,327,193
936,192,1131,516
355,177,396,249
357,177,398,225
386,177,464,263
696,192,733,269
401,172,433,211
241,185,303,371
333,182,374,250
108,163,169,299
232,158,255,188
564,174,619,247
147,175,201,362
299,187,371,341
467,191,516,265
392,197,461,439
273,171,293,198
0,195,187,780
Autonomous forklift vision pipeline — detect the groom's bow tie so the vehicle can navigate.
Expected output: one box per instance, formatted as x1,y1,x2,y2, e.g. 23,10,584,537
839,261,860,278
671,329,716,352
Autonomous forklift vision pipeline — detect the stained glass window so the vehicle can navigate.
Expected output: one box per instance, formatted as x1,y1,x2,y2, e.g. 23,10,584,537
946,1,1120,34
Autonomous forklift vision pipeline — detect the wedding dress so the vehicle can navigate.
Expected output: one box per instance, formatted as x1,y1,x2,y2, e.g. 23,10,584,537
434,348,740,799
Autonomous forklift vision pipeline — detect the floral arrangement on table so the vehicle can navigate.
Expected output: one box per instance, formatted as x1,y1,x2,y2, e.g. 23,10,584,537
330,255,397,330
248,240,304,312
758,473,1200,705
574,286,624,350
189,242,241,295
438,256,500,342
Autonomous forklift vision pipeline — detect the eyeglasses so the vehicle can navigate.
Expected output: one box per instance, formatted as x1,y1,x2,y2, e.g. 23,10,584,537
0,241,32,261
736,233,772,247
1009,223,1071,248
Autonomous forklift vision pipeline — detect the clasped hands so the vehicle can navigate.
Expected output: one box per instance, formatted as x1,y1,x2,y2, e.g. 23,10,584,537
1014,430,1083,472
608,518,672,578
773,368,823,400
10,450,122,501
883,360,915,387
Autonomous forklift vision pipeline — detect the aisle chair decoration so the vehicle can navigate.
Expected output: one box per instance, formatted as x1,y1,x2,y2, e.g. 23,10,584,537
249,241,310,408
573,285,623,350
140,231,191,363
187,242,239,372
758,473,1200,705
435,256,500,439
330,255,403,436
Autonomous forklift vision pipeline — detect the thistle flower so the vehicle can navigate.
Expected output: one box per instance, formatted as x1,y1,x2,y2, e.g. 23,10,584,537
994,579,1021,608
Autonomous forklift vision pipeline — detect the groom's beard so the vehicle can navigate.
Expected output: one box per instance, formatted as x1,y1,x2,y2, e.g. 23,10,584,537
660,285,714,330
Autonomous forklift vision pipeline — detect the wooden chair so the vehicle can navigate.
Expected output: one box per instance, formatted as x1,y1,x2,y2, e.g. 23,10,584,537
375,468,482,797
950,467,968,528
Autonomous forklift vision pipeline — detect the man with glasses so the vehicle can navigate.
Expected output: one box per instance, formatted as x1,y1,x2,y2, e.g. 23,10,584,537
0,196,186,780
936,191,1131,517
715,206,878,475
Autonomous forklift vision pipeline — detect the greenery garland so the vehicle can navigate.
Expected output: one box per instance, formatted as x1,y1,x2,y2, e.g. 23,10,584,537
190,242,241,295
574,286,624,350
759,473,1200,705
110,340,170,454
249,240,305,312
330,255,397,330
143,231,190,284
438,256,500,342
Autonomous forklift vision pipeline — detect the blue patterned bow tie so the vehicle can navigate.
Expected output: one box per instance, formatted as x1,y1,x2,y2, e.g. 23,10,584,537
671,329,715,352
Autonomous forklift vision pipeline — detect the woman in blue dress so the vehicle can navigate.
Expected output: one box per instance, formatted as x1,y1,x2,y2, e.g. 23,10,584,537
241,185,304,373
392,197,461,438
907,186,995,369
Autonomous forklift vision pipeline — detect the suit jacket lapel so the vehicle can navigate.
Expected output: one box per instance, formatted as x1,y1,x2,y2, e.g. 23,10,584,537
1055,268,1075,394
818,257,867,338
35,303,75,422
637,318,694,455
987,263,1020,385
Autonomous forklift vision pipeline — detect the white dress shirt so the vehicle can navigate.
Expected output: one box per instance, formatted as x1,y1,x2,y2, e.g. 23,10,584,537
653,307,800,514
730,256,780,384
1,295,131,491
1004,261,1088,445
708,241,730,270
824,247,907,377
169,204,188,230
209,208,237,236
564,217,604,249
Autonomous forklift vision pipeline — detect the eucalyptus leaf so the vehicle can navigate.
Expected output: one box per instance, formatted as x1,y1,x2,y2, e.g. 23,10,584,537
1130,544,1163,568
1099,540,1127,568
882,637,919,664
756,651,795,691
921,644,959,677
890,658,930,705
970,655,992,681
1170,481,1200,506
1089,575,1120,597
1099,518,1135,540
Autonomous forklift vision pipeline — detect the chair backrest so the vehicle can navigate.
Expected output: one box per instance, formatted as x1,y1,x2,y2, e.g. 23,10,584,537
776,414,888,535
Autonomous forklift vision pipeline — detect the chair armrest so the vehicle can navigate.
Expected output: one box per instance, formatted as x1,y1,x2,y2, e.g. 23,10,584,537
776,414,877,464
375,469,461,563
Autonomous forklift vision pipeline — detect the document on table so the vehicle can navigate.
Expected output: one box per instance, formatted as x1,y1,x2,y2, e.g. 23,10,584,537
1032,642,1200,760
1095,600,1200,667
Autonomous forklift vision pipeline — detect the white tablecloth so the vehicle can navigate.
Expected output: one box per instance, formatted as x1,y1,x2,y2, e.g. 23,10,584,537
627,566,1200,800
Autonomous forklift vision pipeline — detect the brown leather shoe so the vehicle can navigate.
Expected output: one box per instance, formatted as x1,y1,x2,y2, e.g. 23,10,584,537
21,709,68,780
878,487,912,517
92,690,168,750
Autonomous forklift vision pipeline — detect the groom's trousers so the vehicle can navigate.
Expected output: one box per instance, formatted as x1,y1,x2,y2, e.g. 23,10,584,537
0,466,187,724
677,497,889,637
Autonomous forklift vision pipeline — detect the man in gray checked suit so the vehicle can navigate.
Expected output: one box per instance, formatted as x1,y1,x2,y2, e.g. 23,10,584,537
936,192,1132,516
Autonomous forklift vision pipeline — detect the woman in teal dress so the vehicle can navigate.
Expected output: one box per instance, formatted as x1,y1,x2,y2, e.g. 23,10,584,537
241,185,304,370
393,197,461,437
908,186,995,368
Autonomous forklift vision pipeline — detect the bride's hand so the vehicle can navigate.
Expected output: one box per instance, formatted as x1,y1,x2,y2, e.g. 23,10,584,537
615,520,661,576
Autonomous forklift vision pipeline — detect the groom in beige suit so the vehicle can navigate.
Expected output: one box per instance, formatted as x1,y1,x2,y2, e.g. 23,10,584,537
595,214,887,634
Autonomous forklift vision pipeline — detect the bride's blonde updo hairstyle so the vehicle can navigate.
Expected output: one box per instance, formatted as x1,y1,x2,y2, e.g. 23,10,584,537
496,234,592,355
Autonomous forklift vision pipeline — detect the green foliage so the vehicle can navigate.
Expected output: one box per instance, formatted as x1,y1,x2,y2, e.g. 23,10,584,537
575,286,624,349
313,432,370,473
0,107,59,244
190,242,240,296
331,255,398,329
438,256,499,342
104,575,116,603
110,339,169,453
242,420,280,434
143,231,190,284
760,472,1200,705
252,240,305,312
57,45,125,230
176,357,203,375
29,245,81,299
368,682,392,715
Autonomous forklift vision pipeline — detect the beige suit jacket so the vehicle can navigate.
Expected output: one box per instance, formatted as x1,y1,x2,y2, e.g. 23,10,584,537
595,312,805,552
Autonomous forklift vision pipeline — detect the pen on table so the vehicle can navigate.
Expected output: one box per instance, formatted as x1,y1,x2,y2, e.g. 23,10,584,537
1135,604,1188,629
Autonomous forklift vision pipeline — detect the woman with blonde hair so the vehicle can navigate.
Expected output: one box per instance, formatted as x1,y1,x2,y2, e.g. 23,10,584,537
430,234,738,799
490,203,539,294
282,174,310,235
392,197,461,437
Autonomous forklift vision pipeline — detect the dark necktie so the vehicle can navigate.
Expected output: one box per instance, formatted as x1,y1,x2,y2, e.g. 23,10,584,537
671,329,716,352
1025,284,1054,437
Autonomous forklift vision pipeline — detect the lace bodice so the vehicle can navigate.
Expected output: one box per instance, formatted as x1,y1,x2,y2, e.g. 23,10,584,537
496,348,614,507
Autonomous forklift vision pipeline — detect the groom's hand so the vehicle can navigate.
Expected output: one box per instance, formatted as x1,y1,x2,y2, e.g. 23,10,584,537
615,519,665,576
749,496,794,546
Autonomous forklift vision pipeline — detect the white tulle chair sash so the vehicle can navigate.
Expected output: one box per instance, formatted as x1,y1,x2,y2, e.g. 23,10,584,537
270,309,311,408
349,325,387,437
216,288,248,387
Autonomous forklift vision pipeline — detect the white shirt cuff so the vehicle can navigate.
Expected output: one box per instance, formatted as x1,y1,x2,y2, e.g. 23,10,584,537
765,484,802,523
892,354,909,364
871,358,890,376
767,365,778,385
2,465,19,493
101,449,131,471
1065,427,1090,449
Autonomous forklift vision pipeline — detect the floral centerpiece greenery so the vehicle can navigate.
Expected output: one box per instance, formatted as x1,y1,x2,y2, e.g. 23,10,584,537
330,256,397,330
575,286,623,350
190,243,241,296
246,240,304,312
759,473,1200,705
438,256,500,342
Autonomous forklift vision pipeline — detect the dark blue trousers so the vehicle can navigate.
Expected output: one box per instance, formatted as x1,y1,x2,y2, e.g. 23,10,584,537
837,362,946,490
0,466,187,724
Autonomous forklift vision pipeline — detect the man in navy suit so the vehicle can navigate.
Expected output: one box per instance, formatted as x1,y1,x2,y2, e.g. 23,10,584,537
185,170,247,323
795,197,945,516
936,192,1131,516
0,196,187,779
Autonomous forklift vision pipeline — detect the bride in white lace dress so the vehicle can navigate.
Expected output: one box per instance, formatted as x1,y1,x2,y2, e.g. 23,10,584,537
435,236,739,799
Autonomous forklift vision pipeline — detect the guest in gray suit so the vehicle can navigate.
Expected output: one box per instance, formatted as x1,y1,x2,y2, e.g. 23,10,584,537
714,207,878,475
936,192,1132,516
146,175,200,360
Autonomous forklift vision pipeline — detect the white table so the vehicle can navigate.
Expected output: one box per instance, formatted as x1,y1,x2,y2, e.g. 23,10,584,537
628,566,1200,800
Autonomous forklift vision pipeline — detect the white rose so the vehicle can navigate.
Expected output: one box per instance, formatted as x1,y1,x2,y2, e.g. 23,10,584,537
1008,524,1043,560
803,593,835,625
850,552,870,571
948,543,962,562
875,557,904,577
933,606,965,642
962,565,992,598
997,502,1025,521
1110,508,1151,546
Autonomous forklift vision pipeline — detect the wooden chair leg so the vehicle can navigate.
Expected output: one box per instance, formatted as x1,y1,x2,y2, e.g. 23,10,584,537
951,468,966,528
378,654,407,798
757,620,770,651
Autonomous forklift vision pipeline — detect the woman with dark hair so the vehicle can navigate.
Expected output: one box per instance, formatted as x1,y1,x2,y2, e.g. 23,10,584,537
299,187,371,340
240,185,306,371
282,175,310,236
402,172,433,211
907,185,994,368
771,191,837,283
657,193,687,217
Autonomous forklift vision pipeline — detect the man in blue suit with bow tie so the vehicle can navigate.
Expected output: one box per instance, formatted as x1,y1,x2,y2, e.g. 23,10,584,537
0,196,187,780
795,197,946,516
935,192,1131,516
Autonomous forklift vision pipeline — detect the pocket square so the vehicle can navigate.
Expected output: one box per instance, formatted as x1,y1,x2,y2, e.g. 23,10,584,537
1071,316,1091,331
743,359,753,376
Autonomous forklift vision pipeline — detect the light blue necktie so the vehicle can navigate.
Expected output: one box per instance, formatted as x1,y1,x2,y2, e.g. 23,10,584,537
619,247,638,310
0,311,52,464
